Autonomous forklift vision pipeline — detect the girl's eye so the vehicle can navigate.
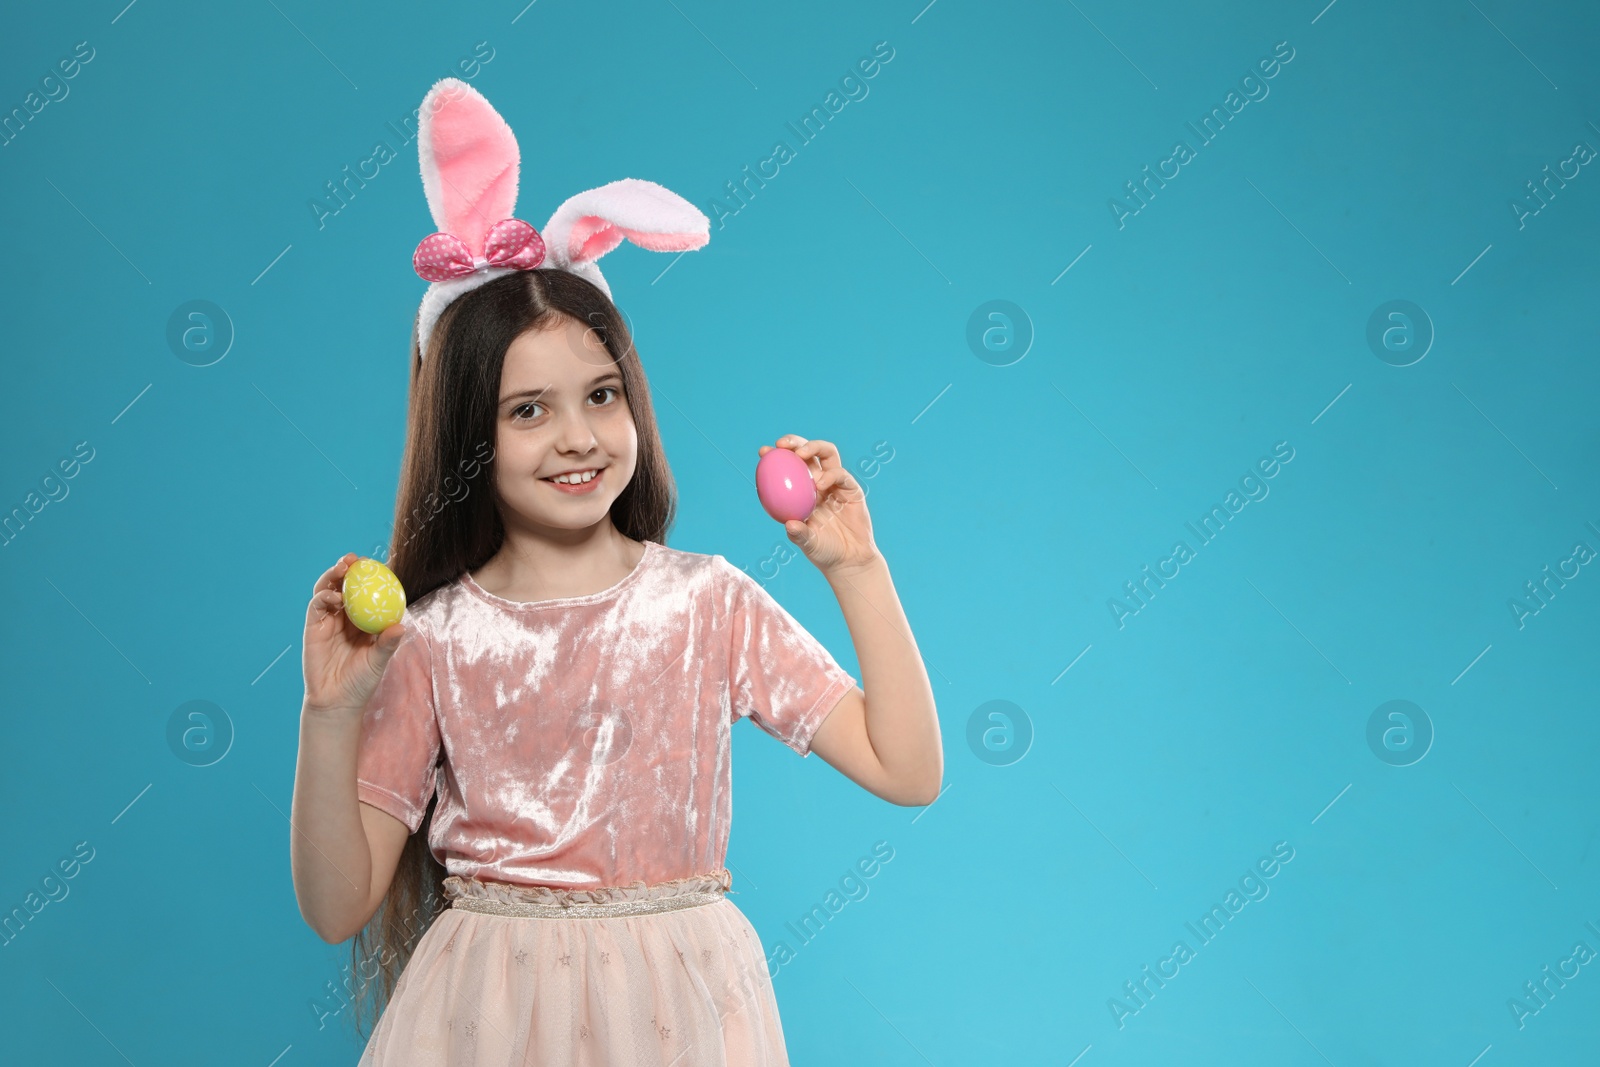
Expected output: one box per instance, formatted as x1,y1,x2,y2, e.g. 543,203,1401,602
510,387,616,421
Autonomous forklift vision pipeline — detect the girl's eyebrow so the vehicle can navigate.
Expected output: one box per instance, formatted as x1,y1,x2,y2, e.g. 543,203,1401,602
500,372,622,406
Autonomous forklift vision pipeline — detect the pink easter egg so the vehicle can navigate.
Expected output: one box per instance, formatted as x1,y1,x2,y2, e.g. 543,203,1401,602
755,447,817,523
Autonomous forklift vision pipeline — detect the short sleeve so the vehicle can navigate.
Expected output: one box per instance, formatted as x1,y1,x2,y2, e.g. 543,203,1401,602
354,616,441,833
719,558,857,758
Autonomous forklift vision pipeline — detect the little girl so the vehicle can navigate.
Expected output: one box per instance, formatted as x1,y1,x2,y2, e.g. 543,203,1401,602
289,80,941,1065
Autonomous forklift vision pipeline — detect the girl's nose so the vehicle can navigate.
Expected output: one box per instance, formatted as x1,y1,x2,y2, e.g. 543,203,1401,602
554,409,598,454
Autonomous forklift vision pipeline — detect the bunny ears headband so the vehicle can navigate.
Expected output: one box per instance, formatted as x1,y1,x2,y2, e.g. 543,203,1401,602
411,78,711,360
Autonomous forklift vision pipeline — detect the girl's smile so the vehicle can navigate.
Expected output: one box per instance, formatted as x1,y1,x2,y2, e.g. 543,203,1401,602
542,466,606,494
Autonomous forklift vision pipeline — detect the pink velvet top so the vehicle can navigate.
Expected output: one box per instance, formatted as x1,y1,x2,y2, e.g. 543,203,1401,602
354,540,857,889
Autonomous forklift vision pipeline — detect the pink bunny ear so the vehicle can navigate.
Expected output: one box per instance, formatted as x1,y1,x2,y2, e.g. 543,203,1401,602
417,78,520,258
541,178,709,286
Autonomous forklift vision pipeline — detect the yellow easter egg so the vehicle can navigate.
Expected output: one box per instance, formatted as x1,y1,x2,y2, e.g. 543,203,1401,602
342,557,406,634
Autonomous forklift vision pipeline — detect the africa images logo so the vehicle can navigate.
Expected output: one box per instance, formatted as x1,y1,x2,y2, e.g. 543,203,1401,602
1108,41,1296,230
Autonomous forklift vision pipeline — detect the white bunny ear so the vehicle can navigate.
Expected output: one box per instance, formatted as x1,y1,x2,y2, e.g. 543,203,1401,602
541,178,710,297
417,77,521,258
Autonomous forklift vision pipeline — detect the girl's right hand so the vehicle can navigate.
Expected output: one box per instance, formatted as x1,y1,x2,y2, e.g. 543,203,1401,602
302,553,408,717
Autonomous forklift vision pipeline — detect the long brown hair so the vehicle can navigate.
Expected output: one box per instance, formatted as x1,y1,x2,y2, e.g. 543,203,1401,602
346,267,676,1038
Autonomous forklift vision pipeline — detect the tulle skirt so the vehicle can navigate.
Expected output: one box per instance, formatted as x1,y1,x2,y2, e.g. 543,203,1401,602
357,869,792,1066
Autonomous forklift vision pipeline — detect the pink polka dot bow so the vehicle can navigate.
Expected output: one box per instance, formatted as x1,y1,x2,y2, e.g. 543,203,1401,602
411,217,547,282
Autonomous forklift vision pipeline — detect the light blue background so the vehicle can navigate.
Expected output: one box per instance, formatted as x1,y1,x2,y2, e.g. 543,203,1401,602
2,0,1597,1063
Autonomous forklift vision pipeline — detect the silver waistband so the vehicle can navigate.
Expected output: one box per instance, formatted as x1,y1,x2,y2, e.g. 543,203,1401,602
450,889,726,919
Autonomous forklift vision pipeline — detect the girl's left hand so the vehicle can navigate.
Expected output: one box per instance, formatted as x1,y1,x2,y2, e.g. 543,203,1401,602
759,435,881,578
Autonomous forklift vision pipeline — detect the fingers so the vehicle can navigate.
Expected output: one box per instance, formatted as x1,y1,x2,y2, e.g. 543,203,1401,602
313,553,360,596
312,588,345,617
376,619,407,652
768,435,841,473
783,519,812,548
791,437,840,473
759,437,800,459
811,466,861,498
306,588,349,637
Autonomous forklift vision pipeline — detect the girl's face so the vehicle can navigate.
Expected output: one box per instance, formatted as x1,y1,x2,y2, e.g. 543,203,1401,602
491,315,638,536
